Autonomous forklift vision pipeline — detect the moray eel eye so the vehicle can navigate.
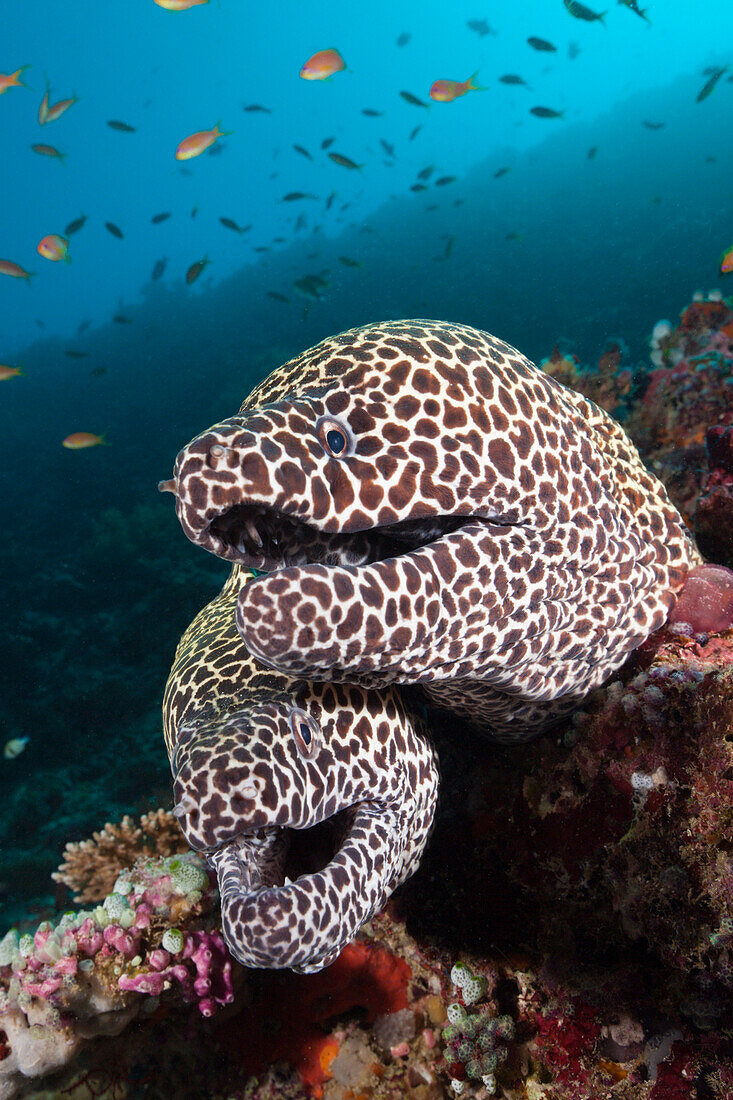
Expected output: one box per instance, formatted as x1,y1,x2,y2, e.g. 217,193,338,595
316,417,352,458
288,707,320,758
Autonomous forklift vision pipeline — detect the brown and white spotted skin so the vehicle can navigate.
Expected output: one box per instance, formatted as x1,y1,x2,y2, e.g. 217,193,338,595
163,568,439,972
162,320,701,740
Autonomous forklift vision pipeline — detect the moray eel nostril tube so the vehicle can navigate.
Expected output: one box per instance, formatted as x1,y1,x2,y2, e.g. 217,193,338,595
165,319,701,740
164,570,439,972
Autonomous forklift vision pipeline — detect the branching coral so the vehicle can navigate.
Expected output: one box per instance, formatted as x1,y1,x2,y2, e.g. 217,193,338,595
51,810,189,904
0,852,233,1099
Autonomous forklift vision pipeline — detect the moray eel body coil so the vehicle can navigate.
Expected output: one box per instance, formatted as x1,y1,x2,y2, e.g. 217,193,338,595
163,569,439,972
164,320,700,740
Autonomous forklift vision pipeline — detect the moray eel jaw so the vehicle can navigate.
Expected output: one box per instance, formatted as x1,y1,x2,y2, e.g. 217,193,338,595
168,414,476,574
172,697,439,972
208,803,407,972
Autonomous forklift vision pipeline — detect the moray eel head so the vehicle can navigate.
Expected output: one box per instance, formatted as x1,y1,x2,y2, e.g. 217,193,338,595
164,319,699,735
171,685,438,972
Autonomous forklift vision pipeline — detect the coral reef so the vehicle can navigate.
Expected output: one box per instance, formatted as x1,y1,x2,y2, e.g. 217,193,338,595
52,810,189,904
0,852,233,1098
3,293,733,1097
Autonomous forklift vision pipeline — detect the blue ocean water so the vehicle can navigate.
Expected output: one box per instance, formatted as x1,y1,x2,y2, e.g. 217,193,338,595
0,0,731,919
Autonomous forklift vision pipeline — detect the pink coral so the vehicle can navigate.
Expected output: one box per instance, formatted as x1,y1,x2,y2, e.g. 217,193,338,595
667,563,733,634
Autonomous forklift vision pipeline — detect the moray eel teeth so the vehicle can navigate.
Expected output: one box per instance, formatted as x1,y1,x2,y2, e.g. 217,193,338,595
167,319,700,739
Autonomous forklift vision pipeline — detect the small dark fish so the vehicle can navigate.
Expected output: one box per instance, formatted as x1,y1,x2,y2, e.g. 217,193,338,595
705,155,717,163
321,137,335,150
409,125,422,141
568,41,581,59
253,246,270,253
400,90,429,108
113,314,132,324
295,213,307,231
282,191,316,201
527,36,556,51
272,237,286,243
618,0,649,19
338,256,362,267
587,145,598,159
426,204,438,211
642,120,665,130
107,119,136,132
328,152,362,170
442,235,455,259
64,350,88,359
190,205,198,219
64,213,87,236
563,0,606,22
505,232,522,241
696,67,727,103
207,142,226,156
361,108,384,117
434,175,456,186
186,256,210,284
530,106,564,119
293,144,313,160
467,18,496,37
77,320,92,335
396,32,411,47
242,103,271,113
267,291,289,302
90,367,107,377
325,192,337,210
105,222,124,239
151,257,167,281
410,183,427,192
499,74,529,86
219,216,251,233
294,273,329,300
417,165,434,180
151,212,171,224
380,139,396,158
493,166,510,178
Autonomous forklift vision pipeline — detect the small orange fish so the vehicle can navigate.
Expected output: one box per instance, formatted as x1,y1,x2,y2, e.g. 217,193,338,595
37,234,70,262
430,72,484,102
39,87,50,124
31,143,66,161
46,94,78,122
0,66,30,96
721,245,733,274
175,122,230,160
62,432,107,449
0,259,33,281
154,0,208,8
0,365,22,381
186,255,210,284
300,49,346,81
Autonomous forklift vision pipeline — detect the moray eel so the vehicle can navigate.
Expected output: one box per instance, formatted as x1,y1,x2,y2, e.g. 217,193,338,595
163,568,439,972
162,319,700,739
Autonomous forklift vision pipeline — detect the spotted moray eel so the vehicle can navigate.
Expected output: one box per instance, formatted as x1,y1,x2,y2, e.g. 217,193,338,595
163,567,439,972
162,320,700,741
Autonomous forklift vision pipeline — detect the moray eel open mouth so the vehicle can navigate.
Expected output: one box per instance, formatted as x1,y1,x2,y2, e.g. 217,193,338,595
170,692,437,974
202,804,399,974
204,501,469,572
